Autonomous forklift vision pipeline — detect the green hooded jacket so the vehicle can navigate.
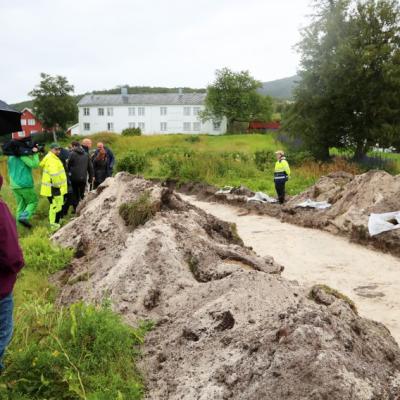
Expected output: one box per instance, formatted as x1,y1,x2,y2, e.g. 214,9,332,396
7,154,40,189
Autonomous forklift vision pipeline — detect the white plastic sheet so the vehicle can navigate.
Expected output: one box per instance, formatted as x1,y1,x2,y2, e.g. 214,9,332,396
368,212,400,236
216,186,234,195
296,199,331,209
247,192,278,204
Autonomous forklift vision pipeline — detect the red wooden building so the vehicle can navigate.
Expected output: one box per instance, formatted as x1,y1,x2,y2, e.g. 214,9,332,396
248,121,281,132
12,108,44,139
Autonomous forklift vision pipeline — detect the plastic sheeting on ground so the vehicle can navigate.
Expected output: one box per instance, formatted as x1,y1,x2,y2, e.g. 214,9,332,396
368,212,400,236
296,199,332,209
247,192,278,204
216,186,234,195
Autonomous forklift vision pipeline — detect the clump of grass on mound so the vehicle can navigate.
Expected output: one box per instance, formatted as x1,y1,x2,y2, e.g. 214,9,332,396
119,192,158,230
0,301,152,400
309,284,357,314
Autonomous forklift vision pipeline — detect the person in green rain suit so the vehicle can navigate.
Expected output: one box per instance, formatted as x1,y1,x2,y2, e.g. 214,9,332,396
7,146,40,228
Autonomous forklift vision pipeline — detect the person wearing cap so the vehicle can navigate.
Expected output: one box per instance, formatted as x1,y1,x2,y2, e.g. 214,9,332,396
40,143,68,231
274,150,291,204
0,174,24,371
7,145,40,228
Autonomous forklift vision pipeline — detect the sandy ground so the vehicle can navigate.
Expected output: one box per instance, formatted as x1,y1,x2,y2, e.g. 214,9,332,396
183,195,400,344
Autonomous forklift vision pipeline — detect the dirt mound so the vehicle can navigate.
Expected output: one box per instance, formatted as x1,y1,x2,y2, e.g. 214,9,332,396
283,171,400,255
52,174,400,399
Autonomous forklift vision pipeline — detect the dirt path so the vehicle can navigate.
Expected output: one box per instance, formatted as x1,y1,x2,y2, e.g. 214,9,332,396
183,195,400,343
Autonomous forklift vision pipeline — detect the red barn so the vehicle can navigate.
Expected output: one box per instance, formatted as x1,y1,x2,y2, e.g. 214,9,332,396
12,108,44,139
248,121,281,132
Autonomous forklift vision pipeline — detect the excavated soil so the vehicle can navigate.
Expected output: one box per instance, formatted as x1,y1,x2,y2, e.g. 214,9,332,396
52,174,400,400
178,171,400,257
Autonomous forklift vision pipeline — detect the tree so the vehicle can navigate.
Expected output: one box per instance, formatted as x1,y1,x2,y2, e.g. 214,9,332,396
201,68,273,132
285,0,400,160
29,73,77,140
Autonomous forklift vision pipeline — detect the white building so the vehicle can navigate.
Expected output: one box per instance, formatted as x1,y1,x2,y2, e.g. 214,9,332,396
77,89,227,135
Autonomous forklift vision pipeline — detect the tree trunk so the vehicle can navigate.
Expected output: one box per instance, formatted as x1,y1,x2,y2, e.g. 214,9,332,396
314,145,330,161
354,142,367,161
52,128,57,143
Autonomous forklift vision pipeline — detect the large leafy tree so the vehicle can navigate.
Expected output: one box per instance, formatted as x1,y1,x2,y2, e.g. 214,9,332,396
201,68,273,132
29,73,77,133
285,0,400,160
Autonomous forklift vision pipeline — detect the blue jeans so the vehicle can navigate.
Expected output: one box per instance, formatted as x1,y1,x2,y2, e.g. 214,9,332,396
0,293,14,370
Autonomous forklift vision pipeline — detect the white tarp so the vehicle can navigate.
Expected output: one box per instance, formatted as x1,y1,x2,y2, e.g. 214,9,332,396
368,212,400,236
216,186,234,195
296,199,332,209
247,192,278,204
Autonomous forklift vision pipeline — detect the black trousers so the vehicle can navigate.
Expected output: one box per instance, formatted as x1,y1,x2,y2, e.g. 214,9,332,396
275,181,286,204
71,181,86,211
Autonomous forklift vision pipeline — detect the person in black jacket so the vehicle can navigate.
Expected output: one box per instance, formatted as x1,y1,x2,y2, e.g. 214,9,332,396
67,142,94,211
92,142,115,178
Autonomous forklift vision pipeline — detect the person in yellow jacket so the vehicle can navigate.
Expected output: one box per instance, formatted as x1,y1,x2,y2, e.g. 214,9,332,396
274,150,291,204
40,143,68,231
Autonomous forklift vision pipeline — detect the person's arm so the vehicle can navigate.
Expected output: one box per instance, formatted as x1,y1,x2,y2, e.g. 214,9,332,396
87,156,94,182
284,161,291,177
20,153,40,169
0,202,24,274
107,148,115,169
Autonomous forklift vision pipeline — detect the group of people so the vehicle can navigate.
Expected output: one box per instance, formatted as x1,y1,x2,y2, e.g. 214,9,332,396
6,138,115,230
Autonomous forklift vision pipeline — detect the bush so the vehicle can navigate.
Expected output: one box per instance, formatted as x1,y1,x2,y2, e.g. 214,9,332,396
159,154,184,178
1,302,152,399
88,132,119,146
119,192,158,230
254,150,275,171
122,127,142,136
116,151,149,174
287,150,314,166
20,227,74,274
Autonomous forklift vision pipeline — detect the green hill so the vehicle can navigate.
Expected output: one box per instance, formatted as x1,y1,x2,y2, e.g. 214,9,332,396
259,75,299,99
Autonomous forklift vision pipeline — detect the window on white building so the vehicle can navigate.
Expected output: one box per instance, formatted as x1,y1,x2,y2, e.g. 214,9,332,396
193,122,201,131
83,107,90,116
107,107,113,116
17,131,25,138
138,122,145,131
138,107,145,116
183,122,191,131
160,107,167,116
98,108,104,116
213,121,221,131
193,107,201,116
129,122,136,128
107,122,114,131
128,107,135,116
21,119,27,126
28,119,35,126
183,107,191,116
84,123,90,131
160,122,167,131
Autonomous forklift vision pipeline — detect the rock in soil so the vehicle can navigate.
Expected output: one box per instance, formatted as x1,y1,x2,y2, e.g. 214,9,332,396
52,173,400,400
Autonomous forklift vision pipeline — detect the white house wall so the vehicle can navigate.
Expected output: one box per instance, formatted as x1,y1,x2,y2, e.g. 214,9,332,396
78,105,227,136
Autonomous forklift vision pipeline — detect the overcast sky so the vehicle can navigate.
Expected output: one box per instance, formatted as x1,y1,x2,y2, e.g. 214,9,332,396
0,0,312,103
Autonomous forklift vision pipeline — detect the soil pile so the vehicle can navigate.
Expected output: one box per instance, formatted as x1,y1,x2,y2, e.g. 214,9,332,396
53,173,400,400
284,171,400,255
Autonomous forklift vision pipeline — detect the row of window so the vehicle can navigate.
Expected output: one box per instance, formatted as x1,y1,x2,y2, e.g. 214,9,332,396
82,106,201,117
21,119,36,126
83,121,210,132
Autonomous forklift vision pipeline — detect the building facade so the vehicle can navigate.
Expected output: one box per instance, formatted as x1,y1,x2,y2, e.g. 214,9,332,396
12,108,44,139
77,91,227,135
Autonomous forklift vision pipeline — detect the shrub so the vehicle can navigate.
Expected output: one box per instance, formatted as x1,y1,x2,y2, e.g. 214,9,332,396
116,151,149,174
119,192,158,230
159,154,184,178
287,150,315,166
122,127,142,136
20,227,74,274
1,302,152,399
254,150,275,171
88,132,119,146
185,135,200,143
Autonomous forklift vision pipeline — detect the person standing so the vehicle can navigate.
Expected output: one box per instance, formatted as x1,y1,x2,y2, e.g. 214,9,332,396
93,142,115,178
7,146,40,228
40,143,68,231
57,146,72,219
67,141,93,211
81,138,92,154
274,150,291,204
0,174,24,371
92,146,109,188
